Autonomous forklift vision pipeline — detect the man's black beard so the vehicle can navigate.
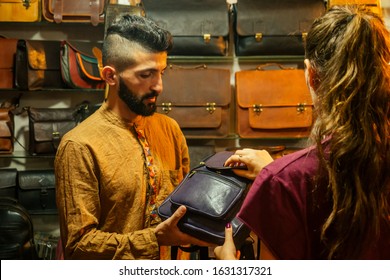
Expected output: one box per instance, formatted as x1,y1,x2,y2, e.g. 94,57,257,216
118,77,158,116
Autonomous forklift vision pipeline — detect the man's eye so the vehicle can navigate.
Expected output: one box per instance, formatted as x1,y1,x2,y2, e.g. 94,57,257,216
140,72,152,78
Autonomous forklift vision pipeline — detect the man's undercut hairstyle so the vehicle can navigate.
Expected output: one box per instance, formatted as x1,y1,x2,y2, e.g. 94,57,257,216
103,14,173,72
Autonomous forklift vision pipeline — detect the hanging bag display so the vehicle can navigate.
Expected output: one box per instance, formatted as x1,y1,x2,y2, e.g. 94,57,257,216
236,63,314,138
157,65,231,138
143,0,230,56
158,151,251,246
233,0,326,56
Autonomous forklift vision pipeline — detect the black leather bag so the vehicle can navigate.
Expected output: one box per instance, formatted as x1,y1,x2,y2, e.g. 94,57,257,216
158,151,251,246
0,197,37,259
234,0,326,56
0,168,18,198
17,169,57,215
143,0,230,56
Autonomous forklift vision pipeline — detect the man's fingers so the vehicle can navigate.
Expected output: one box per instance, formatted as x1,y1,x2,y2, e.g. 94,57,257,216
169,205,186,225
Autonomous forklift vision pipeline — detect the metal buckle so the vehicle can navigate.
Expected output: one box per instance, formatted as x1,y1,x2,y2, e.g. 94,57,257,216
206,102,216,114
297,103,307,113
161,103,172,114
252,104,263,114
203,34,211,44
255,33,263,42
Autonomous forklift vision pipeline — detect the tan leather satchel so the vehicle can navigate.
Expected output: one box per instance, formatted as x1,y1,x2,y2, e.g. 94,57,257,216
0,38,18,89
42,0,105,26
157,65,231,139
236,63,313,138
0,0,41,22
327,0,381,16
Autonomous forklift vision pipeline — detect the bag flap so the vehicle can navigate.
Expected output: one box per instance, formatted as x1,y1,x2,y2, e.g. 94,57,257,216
143,0,229,37
236,66,313,129
236,67,312,108
168,165,247,220
32,121,77,142
28,107,78,122
160,66,231,106
47,0,104,16
76,53,102,81
0,168,17,189
0,38,17,69
18,170,55,191
25,40,61,71
63,40,102,58
157,106,223,129
235,0,326,36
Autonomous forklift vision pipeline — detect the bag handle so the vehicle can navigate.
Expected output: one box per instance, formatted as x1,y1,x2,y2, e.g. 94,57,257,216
168,64,207,70
256,63,295,71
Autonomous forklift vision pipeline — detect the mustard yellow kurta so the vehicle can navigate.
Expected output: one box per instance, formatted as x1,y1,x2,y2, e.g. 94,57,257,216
55,102,190,259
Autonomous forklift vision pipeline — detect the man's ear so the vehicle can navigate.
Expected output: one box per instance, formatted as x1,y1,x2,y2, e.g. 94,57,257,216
304,59,318,91
101,66,117,86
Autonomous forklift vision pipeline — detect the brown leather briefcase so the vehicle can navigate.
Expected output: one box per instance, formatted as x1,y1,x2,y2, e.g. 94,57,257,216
236,64,314,138
157,65,231,139
42,0,105,26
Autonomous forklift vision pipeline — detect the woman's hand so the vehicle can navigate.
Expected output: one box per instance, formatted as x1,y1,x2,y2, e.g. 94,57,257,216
214,223,238,260
224,148,274,180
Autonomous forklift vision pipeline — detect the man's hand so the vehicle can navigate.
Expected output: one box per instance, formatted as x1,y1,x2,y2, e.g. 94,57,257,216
154,205,213,247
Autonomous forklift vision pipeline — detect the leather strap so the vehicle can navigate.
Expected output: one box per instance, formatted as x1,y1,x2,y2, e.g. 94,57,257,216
54,0,63,24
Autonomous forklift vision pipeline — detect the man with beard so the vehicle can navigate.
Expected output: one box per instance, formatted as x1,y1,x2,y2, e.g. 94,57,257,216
55,15,209,259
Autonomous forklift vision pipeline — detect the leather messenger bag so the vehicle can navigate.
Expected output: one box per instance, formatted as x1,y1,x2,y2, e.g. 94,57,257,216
158,151,251,246
157,64,231,139
236,63,314,139
42,0,105,26
234,0,326,56
143,0,230,56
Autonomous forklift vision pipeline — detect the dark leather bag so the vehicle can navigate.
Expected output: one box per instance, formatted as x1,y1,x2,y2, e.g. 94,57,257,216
26,106,85,155
0,107,15,154
15,40,65,90
0,197,37,260
234,0,326,56
143,0,230,56
42,0,105,26
60,40,105,89
17,169,57,214
157,65,231,138
158,151,251,246
0,168,18,198
236,63,314,138
0,38,18,89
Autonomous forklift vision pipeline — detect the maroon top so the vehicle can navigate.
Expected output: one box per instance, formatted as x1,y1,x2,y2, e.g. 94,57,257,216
238,145,390,259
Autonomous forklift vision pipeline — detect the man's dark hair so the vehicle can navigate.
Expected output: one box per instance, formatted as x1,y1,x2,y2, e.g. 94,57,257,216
102,14,173,71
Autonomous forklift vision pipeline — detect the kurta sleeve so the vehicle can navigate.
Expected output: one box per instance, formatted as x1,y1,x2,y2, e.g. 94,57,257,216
55,140,160,260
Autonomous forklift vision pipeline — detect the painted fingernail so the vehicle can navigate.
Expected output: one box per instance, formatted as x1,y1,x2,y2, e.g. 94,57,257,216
226,223,231,228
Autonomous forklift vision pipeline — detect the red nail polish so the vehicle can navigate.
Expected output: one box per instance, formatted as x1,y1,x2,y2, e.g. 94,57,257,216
226,222,231,228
